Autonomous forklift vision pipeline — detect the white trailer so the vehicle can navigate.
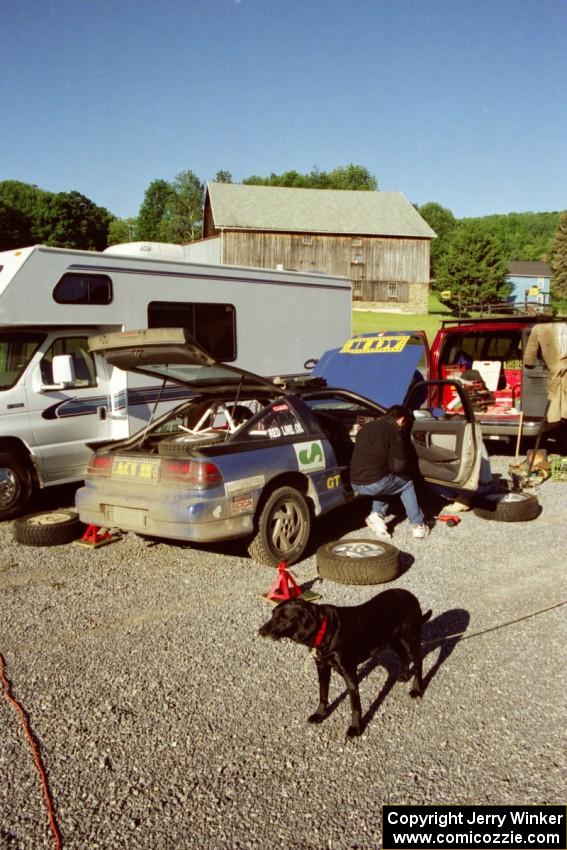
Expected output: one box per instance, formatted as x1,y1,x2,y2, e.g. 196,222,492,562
0,243,351,518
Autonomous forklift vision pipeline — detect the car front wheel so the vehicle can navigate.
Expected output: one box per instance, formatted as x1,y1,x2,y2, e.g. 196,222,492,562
248,485,311,568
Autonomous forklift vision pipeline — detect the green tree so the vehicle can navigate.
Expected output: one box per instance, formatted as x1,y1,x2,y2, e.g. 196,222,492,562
107,217,137,245
0,181,111,250
136,179,175,241
243,164,378,191
549,210,567,301
325,164,377,190
161,170,204,243
436,222,510,309
33,191,111,250
418,202,457,281
0,198,33,250
460,211,559,262
214,170,232,183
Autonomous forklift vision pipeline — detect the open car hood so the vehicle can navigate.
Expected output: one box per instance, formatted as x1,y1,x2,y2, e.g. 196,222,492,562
312,332,427,408
88,327,281,392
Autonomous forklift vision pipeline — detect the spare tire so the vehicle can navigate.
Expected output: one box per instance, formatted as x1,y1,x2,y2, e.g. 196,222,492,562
13,510,85,546
473,491,541,522
317,538,401,586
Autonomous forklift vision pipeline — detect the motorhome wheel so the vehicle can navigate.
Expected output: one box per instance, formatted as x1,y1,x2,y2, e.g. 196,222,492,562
0,454,34,521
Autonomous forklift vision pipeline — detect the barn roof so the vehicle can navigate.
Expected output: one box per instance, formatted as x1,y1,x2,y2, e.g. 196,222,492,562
206,182,436,239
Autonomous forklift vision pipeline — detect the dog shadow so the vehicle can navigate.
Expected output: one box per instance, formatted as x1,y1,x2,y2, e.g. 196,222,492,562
319,607,470,735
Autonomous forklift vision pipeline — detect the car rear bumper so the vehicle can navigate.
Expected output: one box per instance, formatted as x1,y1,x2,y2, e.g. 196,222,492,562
477,416,549,439
76,482,255,543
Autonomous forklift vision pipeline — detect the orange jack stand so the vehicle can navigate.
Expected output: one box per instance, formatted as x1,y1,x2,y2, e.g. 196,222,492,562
265,561,303,603
75,524,117,548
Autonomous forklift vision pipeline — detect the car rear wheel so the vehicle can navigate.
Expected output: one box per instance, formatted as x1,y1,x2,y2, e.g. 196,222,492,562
248,485,311,568
0,453,34,521
13,510,85,546
473,491,540,522
317,538,401,585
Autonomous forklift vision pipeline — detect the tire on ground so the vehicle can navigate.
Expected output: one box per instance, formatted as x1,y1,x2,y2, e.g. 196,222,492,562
248,485,311,568
0,453,34,521
317,538,401,585
472,491,541,522
13,510,86,547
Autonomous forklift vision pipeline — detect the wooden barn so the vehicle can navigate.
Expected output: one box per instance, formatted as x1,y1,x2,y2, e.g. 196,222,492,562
187,182,436,313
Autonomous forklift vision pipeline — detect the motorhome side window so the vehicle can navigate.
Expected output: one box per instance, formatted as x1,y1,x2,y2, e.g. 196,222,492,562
41,338,97,387
148,301,236,361
53,273,112,305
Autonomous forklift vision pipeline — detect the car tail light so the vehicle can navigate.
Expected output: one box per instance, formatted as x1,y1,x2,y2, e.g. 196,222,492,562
87,453,113,477
160,458,223,489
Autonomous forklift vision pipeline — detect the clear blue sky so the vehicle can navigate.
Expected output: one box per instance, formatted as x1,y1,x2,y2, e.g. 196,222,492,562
1,0,566,221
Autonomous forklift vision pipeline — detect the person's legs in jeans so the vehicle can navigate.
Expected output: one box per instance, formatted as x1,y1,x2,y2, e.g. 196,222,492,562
396,478,424,526
353,475,424,526
352,479,390,518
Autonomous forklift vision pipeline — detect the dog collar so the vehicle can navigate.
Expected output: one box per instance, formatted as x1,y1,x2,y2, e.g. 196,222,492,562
312,615,328,649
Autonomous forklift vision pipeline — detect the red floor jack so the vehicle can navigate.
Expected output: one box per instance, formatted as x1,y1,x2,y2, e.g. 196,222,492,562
436,514,461,528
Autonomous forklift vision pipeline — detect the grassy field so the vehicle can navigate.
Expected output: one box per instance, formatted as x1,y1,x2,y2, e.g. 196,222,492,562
352,294,452,342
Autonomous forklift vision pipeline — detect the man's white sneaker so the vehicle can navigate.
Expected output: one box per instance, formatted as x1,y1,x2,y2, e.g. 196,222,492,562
365,513,391,539
413,523,428,539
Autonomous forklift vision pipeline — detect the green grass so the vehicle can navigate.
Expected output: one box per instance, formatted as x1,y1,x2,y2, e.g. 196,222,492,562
352,294,451,343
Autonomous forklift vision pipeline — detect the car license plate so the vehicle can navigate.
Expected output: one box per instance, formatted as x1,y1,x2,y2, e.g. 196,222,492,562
111,457,160,481
106,506,147,529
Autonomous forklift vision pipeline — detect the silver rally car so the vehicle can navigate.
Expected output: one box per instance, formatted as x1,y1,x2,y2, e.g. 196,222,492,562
76,328,482,567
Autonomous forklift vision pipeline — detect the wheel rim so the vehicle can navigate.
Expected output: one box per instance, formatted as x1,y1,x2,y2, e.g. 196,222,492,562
329,540,392,559
268,498,306,555
0,467,20,508
27,512,74,527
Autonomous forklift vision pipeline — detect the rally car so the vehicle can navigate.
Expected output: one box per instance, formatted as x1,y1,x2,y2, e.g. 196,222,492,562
76,328,482,566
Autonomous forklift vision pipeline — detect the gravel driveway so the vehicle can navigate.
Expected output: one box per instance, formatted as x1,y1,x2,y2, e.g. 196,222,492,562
0,455,565,850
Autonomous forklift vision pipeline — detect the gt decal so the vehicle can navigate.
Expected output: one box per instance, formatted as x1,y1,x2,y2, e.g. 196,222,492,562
327,474,341,489
340,335,410,354
294,441,325,472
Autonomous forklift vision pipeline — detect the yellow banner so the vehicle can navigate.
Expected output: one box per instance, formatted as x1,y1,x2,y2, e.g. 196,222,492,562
340,335,410,354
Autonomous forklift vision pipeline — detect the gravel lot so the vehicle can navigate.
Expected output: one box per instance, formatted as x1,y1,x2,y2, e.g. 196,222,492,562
0,453,565,850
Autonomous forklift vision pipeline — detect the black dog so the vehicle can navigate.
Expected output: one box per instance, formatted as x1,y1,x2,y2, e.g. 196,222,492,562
259,589,431,737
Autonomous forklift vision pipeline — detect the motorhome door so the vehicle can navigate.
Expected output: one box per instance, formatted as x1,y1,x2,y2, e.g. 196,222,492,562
27,333,112,483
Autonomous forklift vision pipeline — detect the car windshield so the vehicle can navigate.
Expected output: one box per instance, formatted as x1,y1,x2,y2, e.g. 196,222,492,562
0,332,46,389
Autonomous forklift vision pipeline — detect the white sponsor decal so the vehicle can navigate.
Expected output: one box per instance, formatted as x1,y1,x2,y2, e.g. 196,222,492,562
225,475,265,496
293,440,326,472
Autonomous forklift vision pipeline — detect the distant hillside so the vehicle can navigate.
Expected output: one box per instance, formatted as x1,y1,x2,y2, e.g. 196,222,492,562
460,211,560,262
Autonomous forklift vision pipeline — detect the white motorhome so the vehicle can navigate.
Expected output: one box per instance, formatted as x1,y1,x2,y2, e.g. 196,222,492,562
0,243,351,518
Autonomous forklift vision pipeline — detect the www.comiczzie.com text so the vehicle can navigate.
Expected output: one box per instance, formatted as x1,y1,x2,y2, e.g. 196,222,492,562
383,805,566,849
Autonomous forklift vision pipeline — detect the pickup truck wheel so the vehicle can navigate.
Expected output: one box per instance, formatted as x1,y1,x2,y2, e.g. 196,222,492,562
248,486,311,568
13,510,85,546
473,491,540,522
0,454,34,521
317,538,401,585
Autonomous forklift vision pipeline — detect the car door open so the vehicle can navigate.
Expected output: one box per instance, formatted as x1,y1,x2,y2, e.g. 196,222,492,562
407,380,482,491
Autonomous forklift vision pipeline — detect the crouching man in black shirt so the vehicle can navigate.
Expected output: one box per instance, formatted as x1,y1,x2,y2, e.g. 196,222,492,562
350,404,428,540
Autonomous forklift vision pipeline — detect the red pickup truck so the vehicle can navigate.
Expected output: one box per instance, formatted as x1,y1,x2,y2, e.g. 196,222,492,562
429,316,554,442
315,318,562,444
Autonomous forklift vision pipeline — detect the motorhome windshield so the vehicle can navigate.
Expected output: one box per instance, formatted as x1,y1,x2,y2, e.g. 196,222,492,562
0,332,46,389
